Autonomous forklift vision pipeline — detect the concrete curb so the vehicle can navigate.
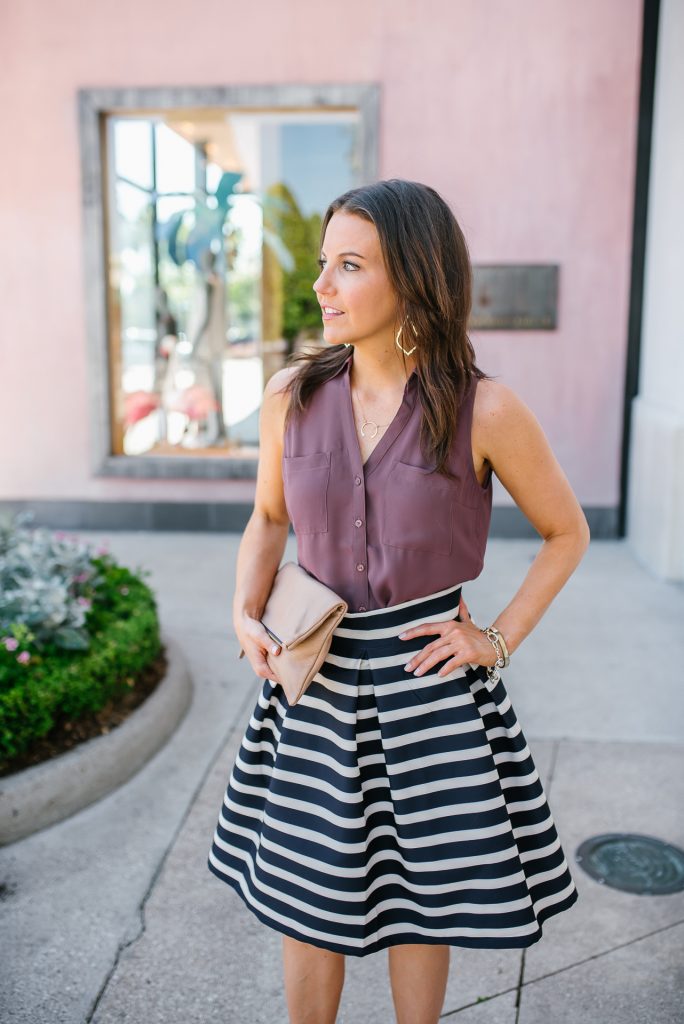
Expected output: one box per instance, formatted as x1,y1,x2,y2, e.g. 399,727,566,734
0,634,192,846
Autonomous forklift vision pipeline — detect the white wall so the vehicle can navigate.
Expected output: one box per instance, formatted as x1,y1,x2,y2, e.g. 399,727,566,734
627,0,684,579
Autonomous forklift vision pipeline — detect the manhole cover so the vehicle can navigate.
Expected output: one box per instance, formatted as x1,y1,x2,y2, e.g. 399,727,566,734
576,833,684,895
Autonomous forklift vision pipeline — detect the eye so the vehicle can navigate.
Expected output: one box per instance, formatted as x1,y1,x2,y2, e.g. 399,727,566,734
316,258,359,271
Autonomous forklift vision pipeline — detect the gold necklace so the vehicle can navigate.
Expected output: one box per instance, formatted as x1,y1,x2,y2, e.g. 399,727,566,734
351,388,394,438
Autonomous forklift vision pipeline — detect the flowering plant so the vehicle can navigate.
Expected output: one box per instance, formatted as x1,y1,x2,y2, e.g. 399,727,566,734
0,511,109,653
0,512,161,764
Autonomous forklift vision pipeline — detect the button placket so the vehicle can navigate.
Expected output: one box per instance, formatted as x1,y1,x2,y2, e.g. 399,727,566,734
352,467,369,612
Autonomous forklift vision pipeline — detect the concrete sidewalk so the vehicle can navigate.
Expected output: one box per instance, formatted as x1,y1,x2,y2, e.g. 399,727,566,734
1,535,683,1023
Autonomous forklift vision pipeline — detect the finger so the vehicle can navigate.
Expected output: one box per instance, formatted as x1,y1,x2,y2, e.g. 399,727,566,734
404,637,448,671
407,639,457,675
436,655,469,677
399,619,452,641
262,653,280,682
263,634,281,656
458,596,472,622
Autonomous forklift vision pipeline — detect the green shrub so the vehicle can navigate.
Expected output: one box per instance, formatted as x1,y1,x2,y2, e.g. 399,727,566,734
0,514,161,764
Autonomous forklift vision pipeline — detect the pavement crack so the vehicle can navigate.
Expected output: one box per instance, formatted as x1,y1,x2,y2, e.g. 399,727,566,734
439,918,684,1017
84,681,258,1023
514,948,526,1022
440,985,518,1017
546,738,561,793
519,916,684,991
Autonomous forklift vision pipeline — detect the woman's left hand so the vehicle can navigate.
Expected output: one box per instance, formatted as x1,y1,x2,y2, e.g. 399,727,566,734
399,597,498,677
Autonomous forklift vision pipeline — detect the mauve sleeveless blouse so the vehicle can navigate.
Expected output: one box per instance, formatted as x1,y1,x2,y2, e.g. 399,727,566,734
282,348,493,612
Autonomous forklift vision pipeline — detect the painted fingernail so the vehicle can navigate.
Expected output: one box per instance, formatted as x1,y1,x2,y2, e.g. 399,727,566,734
414,667,424,675
271,645,280,654
405,662,413,672
398,632,407,639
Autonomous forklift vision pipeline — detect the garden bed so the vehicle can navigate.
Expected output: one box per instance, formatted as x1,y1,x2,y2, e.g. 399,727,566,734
0,514,164,777
0,645,167,777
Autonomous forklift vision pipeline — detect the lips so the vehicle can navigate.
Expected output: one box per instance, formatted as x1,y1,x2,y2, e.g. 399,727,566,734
321,306,345,320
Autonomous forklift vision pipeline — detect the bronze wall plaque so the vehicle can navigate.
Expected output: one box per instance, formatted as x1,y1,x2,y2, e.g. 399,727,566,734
470,264,559,330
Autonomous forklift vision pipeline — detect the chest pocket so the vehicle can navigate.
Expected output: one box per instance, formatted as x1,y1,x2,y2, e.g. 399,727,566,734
382,460,454,555
282,451,330,535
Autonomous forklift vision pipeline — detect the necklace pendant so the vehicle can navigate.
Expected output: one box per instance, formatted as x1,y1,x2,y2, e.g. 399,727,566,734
360,420,379,439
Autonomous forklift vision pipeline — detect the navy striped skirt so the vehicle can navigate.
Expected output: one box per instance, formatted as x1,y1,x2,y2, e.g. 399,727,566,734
207,581,578,955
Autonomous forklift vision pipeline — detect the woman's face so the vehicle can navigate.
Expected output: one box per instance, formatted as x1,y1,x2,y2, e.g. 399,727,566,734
313,211,399,347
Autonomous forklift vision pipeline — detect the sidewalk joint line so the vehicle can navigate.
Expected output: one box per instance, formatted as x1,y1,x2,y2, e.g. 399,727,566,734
441,984,518,1017
84,678,259,1022
546,737,561,793
514,948,526,1022
519,916,684,991
439,917,684,1017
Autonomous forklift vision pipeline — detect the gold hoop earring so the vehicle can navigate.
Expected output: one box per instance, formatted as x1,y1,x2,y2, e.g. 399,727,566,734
395,318,418,357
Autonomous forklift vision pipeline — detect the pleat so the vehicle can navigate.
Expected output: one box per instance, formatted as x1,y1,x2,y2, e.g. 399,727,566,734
208,582,577,955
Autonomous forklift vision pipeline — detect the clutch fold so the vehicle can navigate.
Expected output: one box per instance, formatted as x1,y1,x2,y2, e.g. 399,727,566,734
237,561,348,705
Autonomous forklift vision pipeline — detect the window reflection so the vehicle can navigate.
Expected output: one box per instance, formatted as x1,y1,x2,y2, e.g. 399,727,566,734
104,109,360,457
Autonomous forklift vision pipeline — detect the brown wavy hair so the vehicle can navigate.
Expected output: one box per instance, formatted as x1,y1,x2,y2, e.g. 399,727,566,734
277,178,488,479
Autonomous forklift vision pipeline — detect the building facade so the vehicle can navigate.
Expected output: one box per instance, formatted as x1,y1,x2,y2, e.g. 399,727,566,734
3,0,679,580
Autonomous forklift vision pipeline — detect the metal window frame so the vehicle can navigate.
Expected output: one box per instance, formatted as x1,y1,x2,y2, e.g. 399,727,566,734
77,83,380,479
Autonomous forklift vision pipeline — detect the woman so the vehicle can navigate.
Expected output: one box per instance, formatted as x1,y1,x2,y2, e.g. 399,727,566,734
208,179,589,1024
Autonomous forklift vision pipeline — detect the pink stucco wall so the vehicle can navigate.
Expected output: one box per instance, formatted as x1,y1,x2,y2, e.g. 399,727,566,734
0,0,642,507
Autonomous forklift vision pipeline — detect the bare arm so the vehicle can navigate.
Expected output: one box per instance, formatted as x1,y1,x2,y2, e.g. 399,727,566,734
401,380,590,676
472,379,590,654
232,367,296,678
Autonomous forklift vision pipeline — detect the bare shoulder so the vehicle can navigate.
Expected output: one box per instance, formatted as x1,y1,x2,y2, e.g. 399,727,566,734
473,378,530,423
471,377,589,544
472,378,545,460
473,378,537,438
264,364,300,401
261,365,299,428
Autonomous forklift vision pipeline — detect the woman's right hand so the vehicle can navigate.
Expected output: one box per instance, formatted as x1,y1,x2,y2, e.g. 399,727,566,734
236,613,282,680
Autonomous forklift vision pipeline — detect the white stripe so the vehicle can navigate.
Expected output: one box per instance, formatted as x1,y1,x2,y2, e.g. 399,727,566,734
389,743,494,775
229,777,508,829
213,831,528,899
483,723,522,742
213,841,533,925
234,754,542,812
519,836,561,863
493,747,531,765
506,792,548,814
240,737,277,760
220,800,515,854
525,859,571,888
281,716,359,752
334,604,461,644
393,768,501,798
208,849,541,948
531,878,576,914
237,756,364,802
499,770,540,789
379,692,473,721
381,718,484,750
293,694,359,725
215,820,529,878
511,817,555,839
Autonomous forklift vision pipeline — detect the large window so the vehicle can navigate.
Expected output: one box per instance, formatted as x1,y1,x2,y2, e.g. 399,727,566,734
79,86,378,475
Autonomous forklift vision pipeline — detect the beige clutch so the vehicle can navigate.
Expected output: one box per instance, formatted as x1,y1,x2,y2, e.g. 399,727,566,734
238,561,348,705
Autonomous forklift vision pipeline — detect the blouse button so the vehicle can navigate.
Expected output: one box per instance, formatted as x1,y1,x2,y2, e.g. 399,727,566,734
356,563,365,572
354,519,363,527
359,605,367,612
354,476,362,485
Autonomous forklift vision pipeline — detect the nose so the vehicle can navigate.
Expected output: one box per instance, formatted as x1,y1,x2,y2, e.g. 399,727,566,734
313,264,334,298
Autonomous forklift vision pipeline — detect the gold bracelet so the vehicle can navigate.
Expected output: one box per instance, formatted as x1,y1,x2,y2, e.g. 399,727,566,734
480,625,511,684
487,626,510,667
